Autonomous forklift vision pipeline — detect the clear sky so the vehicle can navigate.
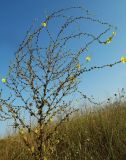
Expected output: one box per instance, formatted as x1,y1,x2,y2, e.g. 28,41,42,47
0,0,126,136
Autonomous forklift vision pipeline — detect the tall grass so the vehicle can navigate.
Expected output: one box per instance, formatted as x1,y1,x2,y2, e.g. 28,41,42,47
0,100,126,160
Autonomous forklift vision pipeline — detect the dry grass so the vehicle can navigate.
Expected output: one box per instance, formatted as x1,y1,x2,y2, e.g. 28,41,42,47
0,101,126,160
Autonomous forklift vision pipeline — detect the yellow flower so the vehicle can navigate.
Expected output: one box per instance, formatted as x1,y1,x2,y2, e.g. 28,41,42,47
121,56,126,63
104,31,116,45
76,64,80,69
31,146,35,153
42,22,47,27
104,32,116,44
85,56,91,61
69,76,76,83
104,36,113,44
2,78,7,83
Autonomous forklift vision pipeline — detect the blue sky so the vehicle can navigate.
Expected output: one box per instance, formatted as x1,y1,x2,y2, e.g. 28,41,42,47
0,0,126,136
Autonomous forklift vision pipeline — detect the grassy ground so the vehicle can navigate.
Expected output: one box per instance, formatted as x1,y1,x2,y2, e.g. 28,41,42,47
0,100,126,160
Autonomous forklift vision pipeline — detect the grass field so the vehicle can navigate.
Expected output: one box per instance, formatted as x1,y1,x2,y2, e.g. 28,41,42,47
0,99,126,160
